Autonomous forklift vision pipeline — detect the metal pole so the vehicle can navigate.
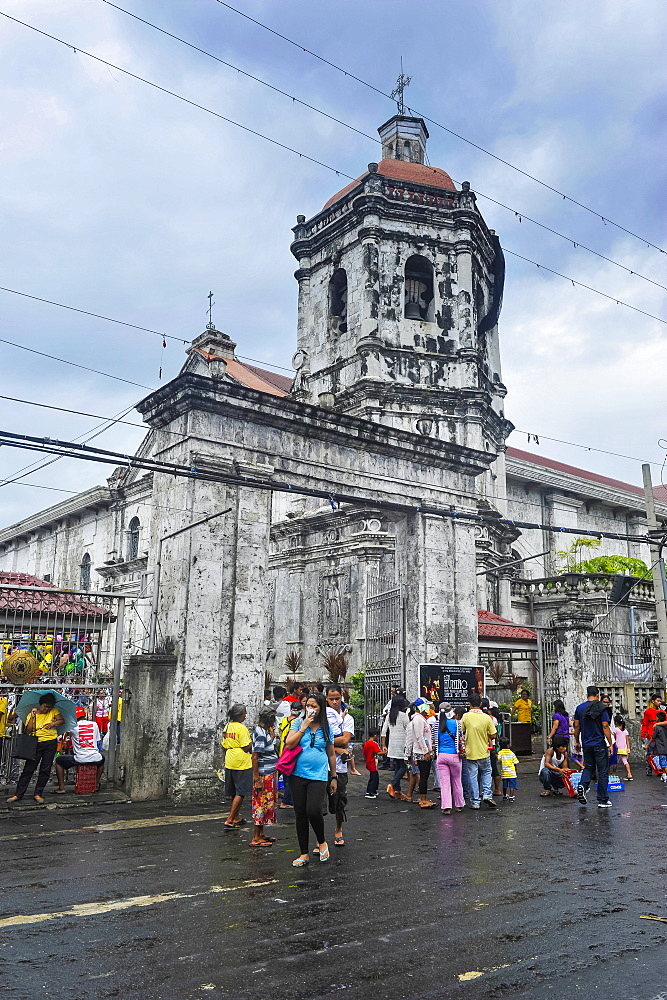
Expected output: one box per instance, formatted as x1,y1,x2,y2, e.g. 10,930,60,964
536,630,548,754
148,536,163,655
148,507,232,654
642,464,667,683
107,596,125,785
629,605,637,665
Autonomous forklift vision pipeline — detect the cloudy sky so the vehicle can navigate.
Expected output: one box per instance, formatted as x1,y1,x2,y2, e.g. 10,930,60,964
0,0,666,530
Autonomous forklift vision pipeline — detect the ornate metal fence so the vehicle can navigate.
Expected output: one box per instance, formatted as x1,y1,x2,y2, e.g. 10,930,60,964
364,581,403,735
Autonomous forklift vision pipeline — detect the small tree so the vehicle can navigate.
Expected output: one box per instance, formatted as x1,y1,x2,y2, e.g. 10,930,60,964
322,649,349,684
557,537,648,577
284,649,302,680
488,661,506,685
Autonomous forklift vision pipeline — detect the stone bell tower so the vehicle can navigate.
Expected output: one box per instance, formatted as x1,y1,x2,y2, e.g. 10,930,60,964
290,113,510,460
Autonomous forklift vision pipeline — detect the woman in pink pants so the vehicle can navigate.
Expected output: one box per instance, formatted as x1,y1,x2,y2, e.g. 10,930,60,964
435,707,465,814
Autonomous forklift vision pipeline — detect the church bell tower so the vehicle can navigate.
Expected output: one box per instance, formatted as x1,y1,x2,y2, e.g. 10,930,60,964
290,112,511,460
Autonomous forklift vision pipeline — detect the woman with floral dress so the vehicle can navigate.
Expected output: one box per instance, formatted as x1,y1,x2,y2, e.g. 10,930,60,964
249,706,279,848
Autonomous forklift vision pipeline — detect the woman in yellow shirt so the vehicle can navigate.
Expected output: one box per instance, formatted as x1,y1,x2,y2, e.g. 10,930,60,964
6,693,64,804
513,690,533,724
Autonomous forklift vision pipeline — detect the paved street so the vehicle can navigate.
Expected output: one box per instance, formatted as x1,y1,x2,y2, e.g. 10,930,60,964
2,770,667,1000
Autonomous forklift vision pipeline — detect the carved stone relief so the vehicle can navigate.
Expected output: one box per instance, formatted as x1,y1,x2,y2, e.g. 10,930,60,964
318,568,351,643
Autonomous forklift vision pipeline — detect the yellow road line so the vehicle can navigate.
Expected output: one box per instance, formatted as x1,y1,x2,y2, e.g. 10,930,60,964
0,811,229,842
0,879,278,929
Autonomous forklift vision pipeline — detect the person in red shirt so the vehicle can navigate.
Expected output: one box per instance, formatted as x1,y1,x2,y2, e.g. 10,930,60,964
641,693,664,774
363,727,385,799
284,683,304,704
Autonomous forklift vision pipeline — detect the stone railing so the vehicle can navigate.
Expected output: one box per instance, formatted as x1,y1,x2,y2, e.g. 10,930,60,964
511,573,655,603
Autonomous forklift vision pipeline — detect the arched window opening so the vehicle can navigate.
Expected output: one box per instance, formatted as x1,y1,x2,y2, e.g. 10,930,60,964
128,517,140,561
329,268,348,334
80,552,91,591
404,255,435,322
403,140,411,160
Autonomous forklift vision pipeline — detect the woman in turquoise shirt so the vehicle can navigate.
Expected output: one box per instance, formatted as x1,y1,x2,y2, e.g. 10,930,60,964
284,692,338,867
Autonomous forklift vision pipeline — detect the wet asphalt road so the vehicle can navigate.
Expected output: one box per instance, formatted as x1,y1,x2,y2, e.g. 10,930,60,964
2,769,667,1000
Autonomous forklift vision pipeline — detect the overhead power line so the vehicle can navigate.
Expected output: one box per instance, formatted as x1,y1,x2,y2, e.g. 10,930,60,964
215,0,667,257
0,428,655,543
0,333,153,390
2,13,664,329
102,1,667,296
0,11,355,183
0,283,294,373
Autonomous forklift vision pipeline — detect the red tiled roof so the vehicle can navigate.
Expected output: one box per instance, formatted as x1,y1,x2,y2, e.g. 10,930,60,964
0,572,114,621
323,157,457,210
506,446,646,497
242,364,293,394
478,609,537,642
224,358,288,397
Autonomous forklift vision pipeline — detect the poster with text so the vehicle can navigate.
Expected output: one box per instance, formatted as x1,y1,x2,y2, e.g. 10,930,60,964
419,664,485,709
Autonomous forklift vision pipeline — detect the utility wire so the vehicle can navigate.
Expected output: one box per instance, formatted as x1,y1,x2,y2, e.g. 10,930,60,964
2,14,664,329
0,428,656,543
2,391,667,511
215,0,667,257
512,430,658,469
0,334,152,390
0,11,355,183
99,0,377,147
501,248,667,327
102,0,667,296
0,283,295,373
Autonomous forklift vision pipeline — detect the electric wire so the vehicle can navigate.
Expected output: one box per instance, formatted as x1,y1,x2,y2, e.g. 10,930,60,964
2,13,664,329
2,391,666,514
0,11,355,183
0,428,655,543
0,334,153,390
101,0,667,295
215,0,667,257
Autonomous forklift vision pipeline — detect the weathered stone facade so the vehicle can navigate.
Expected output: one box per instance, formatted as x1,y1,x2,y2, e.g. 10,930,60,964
1,114,666,798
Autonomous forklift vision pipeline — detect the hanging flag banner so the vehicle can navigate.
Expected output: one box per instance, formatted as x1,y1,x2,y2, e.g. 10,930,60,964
419,663,485,709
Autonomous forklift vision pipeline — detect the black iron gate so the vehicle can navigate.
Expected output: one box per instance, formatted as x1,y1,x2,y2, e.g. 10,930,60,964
364,581,403,735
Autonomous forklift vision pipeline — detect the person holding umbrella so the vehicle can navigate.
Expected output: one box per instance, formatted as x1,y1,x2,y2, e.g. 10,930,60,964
6,690,74,804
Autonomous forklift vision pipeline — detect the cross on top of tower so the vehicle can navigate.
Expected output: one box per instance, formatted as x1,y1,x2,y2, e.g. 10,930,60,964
390,59,411,115
206,290,215,330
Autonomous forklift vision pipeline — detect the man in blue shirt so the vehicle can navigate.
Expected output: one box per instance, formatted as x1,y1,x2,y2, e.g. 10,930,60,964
573,685,613,808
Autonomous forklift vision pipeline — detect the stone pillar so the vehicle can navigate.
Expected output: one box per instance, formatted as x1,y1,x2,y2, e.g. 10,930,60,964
544,492,582,575
120,653,177,801
396,510,478,698
149,460,273,803
550,606,596,709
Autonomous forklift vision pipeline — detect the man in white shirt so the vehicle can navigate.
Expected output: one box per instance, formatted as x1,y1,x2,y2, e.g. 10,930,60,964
54,708,105,793
325,685,355,847
272,685,292,722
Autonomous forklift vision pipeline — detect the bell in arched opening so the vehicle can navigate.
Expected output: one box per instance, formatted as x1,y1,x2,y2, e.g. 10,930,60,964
404,255,434,321
329,268,348,334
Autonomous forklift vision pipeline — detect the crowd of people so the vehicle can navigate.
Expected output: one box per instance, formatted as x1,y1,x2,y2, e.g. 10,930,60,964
219,682,667,863
1,687,120,802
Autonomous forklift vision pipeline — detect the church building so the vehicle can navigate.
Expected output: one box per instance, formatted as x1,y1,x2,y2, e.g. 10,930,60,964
1,114,664,800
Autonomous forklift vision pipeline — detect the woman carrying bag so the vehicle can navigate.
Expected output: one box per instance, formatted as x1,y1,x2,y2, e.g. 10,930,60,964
6,693,64,804
283,692,337,867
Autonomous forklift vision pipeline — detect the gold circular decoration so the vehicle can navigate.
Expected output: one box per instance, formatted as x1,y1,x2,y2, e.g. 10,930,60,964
2,650,40,685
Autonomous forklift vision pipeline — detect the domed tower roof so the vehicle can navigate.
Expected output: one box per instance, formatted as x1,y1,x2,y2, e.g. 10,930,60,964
323,158,456,210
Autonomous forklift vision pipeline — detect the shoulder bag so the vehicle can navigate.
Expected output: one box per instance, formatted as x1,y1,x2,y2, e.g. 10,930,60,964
12,714,38,761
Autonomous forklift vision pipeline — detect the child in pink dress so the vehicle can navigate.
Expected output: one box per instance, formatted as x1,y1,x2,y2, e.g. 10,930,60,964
614,716,633,780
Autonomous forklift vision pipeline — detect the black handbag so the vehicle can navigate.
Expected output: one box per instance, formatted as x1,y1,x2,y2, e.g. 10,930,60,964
11,732,38,761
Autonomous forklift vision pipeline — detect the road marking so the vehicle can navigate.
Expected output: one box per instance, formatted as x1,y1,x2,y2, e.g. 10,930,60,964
0,879,277,929
458,963,511,982
640,915,667,924
0,811,229,842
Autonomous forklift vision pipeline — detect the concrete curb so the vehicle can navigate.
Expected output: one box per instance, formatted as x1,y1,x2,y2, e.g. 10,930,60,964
0,794,131,814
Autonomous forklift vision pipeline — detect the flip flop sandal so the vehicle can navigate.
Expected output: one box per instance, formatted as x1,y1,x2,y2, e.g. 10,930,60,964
334,837,345,845
319,848,330,862
312,847,320,855
249,840,273,848
419,802,436,809
292,857,309,868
